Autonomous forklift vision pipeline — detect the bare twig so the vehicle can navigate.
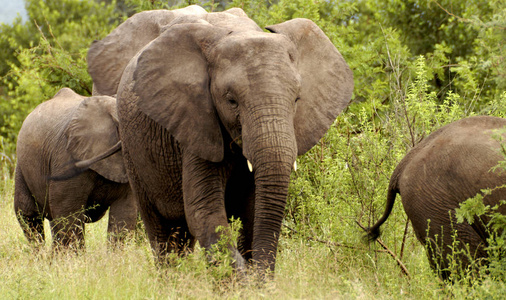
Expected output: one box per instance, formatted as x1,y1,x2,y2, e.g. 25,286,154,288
432,1,467,23
283,224,388,254
356,221,411,278
380,24,416,148
432,1,505,30
399,217,410,261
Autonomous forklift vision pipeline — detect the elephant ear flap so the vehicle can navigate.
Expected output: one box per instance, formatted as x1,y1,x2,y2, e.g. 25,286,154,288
223,7,248,17
266,19,354,155
132,23,228,162
88,6,207,96
65,96,128,183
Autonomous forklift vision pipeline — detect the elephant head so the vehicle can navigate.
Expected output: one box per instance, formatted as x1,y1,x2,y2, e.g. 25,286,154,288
88,6,353,272
62,89,127,183
88,5,260,96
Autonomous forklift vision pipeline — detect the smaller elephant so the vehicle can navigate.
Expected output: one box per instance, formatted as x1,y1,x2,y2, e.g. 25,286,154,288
14,88,137,249
368,116,506,279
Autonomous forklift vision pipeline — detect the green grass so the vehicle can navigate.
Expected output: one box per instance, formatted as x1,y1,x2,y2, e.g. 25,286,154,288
2,175,503,300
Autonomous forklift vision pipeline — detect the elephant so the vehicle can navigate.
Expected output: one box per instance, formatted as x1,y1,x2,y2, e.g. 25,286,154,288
87,5,353,273
367,116,506,279
14,88,137,249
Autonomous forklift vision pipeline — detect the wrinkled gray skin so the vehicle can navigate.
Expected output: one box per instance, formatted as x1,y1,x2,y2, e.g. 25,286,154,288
88,5,353,273
15,88,137,249
368,116,506,279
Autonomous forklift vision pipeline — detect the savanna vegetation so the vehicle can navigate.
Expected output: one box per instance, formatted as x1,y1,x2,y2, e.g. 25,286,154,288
1,0,505,298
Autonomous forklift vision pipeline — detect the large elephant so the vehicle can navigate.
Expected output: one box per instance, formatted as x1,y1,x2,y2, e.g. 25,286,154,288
368,116,506,279
14,88,137,249
87,5,353,273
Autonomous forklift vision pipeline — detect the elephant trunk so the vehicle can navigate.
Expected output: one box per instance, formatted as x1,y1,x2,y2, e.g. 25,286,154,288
242,101,297,273
252,161,293,272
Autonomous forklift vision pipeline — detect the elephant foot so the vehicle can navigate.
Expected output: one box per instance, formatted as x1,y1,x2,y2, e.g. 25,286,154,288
205,246,248,273
232,248,247,271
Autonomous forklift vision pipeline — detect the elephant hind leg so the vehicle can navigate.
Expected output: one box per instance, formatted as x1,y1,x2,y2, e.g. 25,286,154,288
107,189,138,244
142,208,195,265
14,168,45,246
423,222,483,281
136,183,194,262
424,236,451,280
122,148,193,262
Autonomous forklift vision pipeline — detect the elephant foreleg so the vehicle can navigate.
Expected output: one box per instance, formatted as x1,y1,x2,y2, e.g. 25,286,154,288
182,152,246,269
122,144,194,263
48,179,91,250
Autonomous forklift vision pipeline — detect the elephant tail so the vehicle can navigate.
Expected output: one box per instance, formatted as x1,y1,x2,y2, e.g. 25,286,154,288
366,185,399,242
49,141,122,181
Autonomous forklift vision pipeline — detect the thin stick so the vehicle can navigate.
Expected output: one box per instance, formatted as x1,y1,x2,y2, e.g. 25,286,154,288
356,221,411,278
400,217,410,261
283,224,388,254
433,1,505,29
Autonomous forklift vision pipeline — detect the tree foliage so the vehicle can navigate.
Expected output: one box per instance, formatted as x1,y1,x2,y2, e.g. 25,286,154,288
1,0,504,156
0,0,123,158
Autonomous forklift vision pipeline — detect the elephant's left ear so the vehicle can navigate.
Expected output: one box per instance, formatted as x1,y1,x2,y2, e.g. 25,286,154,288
266,19,354,155
65,96,128,183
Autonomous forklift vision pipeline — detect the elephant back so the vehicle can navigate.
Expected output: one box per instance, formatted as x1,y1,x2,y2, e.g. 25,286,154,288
17,88,85,155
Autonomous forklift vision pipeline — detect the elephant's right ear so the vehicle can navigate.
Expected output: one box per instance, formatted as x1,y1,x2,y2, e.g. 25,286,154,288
222,7,249,18
88,6,207,96
65,96,128,183
266,19,354,155
132,23,228,162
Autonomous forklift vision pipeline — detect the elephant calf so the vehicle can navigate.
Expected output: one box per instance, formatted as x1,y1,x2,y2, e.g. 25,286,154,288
14,88,137,249
368,116,506,279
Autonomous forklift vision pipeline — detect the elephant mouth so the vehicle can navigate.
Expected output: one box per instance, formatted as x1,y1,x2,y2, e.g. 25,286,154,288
247,159,297,173
231,135,243,148
227,134,297,172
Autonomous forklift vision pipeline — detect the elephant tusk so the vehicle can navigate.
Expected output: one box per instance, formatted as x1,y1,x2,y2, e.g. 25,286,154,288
247,160,253,172
293,161,297,171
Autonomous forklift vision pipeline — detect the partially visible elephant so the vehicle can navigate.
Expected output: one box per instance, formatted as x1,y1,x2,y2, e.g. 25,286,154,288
14,88,137,249
368,116,506,279
87,5,353,274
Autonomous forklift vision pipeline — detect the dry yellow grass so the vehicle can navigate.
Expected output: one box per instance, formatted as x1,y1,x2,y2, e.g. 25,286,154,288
0,175,503,299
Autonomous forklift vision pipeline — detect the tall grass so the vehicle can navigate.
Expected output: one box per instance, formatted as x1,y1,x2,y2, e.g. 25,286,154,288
0,175,431,299
2,176,500,299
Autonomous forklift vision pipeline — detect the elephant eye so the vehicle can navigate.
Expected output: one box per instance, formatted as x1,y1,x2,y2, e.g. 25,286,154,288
295,97,300,103
228,98,238,108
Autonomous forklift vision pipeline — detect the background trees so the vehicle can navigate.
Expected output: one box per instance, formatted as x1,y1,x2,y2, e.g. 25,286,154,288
1,0,504,159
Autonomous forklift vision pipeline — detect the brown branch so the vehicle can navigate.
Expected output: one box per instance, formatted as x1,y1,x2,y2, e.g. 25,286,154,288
400,217,410,261
380,25,416,148
283,224,388,254
432,1,467,23
432,1,506,30
356,221,411,278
